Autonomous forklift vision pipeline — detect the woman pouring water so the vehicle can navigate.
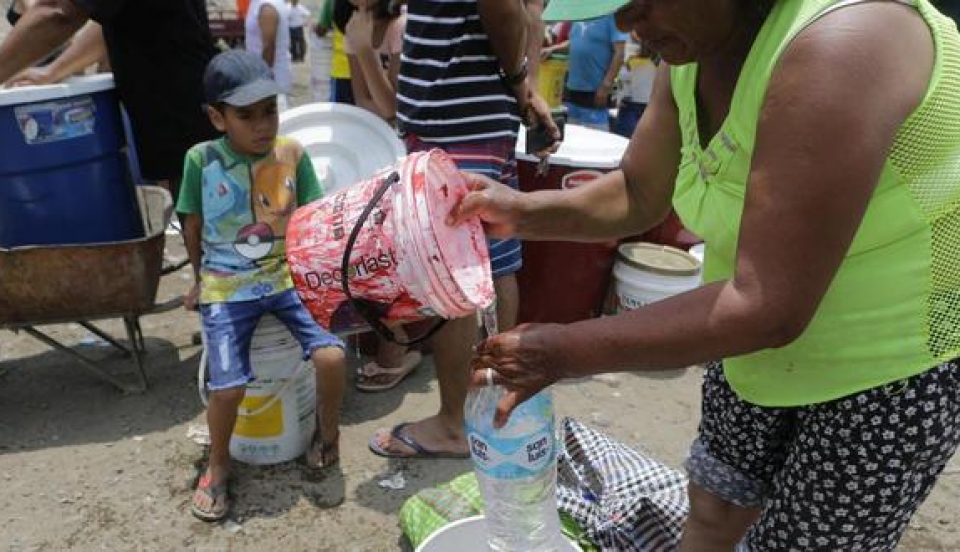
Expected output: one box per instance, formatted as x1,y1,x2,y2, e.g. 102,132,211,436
449,0,960,549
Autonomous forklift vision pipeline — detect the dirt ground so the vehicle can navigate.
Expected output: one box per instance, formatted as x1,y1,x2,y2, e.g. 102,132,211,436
1,16,959,552
2,244,958,552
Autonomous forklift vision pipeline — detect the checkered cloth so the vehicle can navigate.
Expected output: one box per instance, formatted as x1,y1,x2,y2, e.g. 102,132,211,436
556,417,690,551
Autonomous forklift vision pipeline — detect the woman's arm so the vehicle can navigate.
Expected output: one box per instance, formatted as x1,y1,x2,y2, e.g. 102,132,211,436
0,0,87,83
8,20,105,86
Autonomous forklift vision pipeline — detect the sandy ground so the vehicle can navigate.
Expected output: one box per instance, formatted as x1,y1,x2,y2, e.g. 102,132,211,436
1,16,959,551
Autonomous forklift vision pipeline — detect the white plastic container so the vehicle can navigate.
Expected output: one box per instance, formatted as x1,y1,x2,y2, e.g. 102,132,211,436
278,102,405,194
201,314,318,465
416,516,582,552
613,243,702,311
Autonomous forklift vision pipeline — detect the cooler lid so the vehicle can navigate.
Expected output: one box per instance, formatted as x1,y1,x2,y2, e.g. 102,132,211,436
516,123,629,169
279,102,406,195
617,242,701,277
0,74,115,107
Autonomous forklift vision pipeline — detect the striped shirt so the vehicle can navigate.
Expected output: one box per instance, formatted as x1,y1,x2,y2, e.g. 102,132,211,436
397,0,521,144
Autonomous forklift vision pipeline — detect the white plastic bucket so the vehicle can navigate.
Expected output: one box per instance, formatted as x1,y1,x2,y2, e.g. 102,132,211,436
278,102,406,195
219,314,317,465
286,149,494,334
416,515,582,552
613,243,702,311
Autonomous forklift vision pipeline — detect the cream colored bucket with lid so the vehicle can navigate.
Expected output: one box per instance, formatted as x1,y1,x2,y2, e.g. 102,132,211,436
199,314,317,465
613,243,702,311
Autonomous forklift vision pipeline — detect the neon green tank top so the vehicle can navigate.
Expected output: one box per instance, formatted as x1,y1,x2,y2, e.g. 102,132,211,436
670,0,960,406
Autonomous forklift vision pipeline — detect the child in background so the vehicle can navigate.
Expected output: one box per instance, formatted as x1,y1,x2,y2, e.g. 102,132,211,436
178,50,346,522
317,0,354,104
335,0,405,121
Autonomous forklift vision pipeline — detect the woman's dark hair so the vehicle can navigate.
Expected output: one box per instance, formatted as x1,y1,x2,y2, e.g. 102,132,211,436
333,0,402,33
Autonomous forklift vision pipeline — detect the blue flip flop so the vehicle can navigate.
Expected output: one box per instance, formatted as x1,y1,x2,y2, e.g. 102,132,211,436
368,422,470,459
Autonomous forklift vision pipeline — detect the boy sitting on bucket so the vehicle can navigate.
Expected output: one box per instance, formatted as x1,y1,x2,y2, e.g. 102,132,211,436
178,49,346,522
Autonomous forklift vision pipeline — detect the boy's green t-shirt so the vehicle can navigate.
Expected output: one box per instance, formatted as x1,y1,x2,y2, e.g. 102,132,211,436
176,136,322,304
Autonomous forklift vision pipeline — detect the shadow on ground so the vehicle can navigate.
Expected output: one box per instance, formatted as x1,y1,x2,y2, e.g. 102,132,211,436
0,335,203,455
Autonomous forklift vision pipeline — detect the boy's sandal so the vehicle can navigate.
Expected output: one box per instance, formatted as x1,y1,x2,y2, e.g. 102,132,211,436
191,472,230,522
306,429,340,469
355,350,422,392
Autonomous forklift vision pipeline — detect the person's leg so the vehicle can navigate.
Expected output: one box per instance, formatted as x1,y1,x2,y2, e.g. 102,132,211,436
493,272,518,331
268,289,347,467
205,386,246,488
612,101,644,138
290,27,300,61
370,314,477,456
331,78,355,105
369,137,516,457
309,345,347,466
356,325,423,391
681,362,793,548
495,150,521,332
193,301,260,519
742,359,960,551
680,483,761,552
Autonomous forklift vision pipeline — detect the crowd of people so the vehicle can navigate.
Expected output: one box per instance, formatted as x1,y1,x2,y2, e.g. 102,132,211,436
2,0,960,549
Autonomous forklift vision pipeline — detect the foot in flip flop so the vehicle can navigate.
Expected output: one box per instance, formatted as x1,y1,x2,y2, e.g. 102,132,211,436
356,350,422,392
368,418,470,459
306,429,340,469
191,471,230,522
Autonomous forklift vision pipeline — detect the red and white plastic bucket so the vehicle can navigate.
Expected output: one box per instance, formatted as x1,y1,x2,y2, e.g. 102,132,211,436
286,149,494,335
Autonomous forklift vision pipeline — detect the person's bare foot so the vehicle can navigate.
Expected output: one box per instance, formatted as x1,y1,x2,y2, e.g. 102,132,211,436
369,415,469,458
306,429,339,469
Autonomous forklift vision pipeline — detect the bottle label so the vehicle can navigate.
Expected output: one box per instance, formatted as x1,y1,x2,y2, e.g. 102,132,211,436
466,426,556,479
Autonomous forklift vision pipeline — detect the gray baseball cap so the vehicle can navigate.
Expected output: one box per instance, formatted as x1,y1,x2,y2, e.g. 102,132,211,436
203,50,280,106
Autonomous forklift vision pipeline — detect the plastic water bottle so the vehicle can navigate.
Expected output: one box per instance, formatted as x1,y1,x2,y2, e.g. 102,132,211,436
465,384,564,551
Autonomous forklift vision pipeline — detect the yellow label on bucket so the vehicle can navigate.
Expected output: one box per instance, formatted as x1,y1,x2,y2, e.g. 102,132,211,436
234,395,284,438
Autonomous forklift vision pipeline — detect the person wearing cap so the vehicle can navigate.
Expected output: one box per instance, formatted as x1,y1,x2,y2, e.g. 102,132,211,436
452,0,960,549
0,0,218,200
177,50,347,522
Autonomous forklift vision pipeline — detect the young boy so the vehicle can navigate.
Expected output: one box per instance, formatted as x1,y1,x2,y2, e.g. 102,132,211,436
178,50,346,522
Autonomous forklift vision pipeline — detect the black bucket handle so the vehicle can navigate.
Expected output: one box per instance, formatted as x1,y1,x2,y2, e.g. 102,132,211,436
340,171,447,346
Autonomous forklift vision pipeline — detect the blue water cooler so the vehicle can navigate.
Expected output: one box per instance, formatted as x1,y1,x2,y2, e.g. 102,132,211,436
0,75,144,247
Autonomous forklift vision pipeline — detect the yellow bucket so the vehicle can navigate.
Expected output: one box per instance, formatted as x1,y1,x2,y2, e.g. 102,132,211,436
538,56,568,109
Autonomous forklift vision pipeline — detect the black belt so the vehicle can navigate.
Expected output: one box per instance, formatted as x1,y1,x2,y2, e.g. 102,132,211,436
564,88,600,109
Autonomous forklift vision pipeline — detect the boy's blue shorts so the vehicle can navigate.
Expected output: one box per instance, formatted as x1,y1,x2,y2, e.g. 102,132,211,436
201,289,344,391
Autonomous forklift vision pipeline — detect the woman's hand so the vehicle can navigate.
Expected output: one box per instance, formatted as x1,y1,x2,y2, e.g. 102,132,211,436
345,8,375,53
470,323,567,428
448,172,523,239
